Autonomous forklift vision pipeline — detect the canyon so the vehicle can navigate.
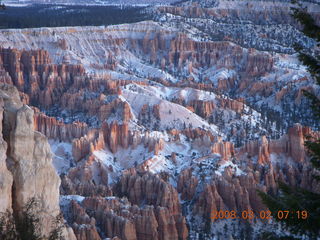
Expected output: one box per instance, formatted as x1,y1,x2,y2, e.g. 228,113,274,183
0,0,319,239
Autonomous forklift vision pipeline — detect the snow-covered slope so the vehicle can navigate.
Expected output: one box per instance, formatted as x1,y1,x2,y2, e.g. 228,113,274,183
0,1,319,239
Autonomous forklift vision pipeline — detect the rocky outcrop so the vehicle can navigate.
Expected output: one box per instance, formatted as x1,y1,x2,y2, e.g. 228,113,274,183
211,137,235,160
100,121,166,156
118,170,178,212
157,1,320,55
181,127,215,142
164,33,273,78
218,97,245,114
0,47,85,108
240,124,317,164
103,121,130,153
188,100,215,119
178,124,320,225
0,97,13,213
0,56,13,86
0,83,75,238
72,129,105,162
61,155,112,197
194,169,266,217
69,200,102,240
193,151,320,218
3,85,59,236
116,169,188,240
33,107,89,142
177,168,198,201
64,170,189,240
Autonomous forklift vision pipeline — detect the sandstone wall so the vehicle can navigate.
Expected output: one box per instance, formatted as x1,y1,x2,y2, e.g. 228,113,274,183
0,83,76,239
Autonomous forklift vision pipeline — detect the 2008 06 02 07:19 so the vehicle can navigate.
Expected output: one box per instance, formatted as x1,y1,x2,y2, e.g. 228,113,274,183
210,210,308,221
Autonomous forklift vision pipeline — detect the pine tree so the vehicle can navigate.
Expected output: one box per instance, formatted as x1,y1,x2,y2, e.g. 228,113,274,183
258,1,320,238
0,198,64,240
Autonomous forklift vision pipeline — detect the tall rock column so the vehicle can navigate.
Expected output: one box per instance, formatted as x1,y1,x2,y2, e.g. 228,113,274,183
0,83,75,238
0,97,13,213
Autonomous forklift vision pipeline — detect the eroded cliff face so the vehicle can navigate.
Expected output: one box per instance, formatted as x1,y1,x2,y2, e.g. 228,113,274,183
62,169,188,240
0,47,85,108
156,0,320,53
0,7,319,239
34,107,89,142
0,83,75,239
0,20,317,133
0,46,317,239
176,124,320,236
0,40,315,149
0,95,13,214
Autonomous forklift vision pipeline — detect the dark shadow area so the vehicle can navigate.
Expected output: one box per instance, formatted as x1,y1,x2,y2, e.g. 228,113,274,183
0,4,150,29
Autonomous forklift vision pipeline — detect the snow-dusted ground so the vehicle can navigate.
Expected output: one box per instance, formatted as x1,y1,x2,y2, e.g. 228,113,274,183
49,140,74,175
121,83,218,132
